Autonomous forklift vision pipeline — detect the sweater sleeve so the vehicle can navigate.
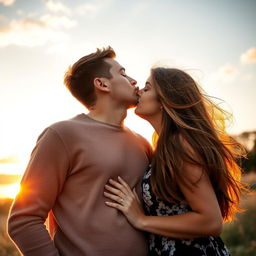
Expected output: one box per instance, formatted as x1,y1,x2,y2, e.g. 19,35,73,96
8,127,70,256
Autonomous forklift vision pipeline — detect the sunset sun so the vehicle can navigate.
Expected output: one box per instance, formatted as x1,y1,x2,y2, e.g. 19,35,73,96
0,183,21,199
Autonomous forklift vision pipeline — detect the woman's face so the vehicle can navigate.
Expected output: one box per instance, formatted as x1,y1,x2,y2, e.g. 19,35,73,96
135,75,162,119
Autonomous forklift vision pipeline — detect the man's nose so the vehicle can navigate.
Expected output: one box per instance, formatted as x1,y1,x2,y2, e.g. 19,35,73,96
134,86,140,94
131,79,137,86
137,89,143,96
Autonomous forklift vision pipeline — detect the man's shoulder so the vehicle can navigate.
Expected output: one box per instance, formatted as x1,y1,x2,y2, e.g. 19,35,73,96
36,114,87,141
127,129,146,141
125,128,152,151
48,113,86,131
33,114,90,149
125,127,147,141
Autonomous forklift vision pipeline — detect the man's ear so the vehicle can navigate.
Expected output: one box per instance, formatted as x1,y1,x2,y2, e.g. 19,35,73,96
94,78,110,92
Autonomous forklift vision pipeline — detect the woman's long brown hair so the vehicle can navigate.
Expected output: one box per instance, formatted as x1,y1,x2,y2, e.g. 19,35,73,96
150,67,247,222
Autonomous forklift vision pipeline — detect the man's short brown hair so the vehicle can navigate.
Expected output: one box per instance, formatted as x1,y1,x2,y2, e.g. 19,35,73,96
64,46,116,108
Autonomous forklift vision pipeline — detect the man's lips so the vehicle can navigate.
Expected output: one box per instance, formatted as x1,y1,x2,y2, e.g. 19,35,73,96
136,95,140,104
135,98,141,106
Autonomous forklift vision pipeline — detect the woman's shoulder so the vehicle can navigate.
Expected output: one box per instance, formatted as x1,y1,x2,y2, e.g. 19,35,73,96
177,134,205,184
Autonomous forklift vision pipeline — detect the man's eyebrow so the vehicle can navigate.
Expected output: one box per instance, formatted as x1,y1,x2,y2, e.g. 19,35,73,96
145,82,151,86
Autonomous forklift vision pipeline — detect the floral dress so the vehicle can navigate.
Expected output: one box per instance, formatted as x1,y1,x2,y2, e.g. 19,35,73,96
142,165,230,256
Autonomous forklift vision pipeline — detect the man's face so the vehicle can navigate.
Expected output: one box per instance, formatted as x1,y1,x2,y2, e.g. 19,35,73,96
104,58,138,108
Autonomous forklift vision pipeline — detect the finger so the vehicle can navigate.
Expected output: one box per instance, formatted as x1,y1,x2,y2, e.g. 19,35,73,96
108,179,129,195
105,201,124,212
118,176,133,192
103,191,124,204
104,184,125,198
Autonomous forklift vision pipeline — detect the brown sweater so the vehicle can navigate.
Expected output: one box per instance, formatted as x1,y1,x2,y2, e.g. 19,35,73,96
8,114,152,256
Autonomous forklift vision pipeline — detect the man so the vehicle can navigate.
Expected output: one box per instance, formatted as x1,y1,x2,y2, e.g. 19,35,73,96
8,47,152,256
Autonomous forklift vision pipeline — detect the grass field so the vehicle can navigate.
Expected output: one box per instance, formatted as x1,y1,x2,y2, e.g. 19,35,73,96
221,172,256,256
1,173,256,256
0,199,19,256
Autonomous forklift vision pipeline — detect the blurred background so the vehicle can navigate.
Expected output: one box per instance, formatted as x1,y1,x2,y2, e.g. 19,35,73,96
0,0,255,255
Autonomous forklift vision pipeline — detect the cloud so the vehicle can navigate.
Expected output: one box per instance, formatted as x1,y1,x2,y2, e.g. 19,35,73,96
0,15,7,23
131,1,151,15
75,0,114,18
75,3,102,17
40,14,76,29
209,63,238,84
16,9,25,16
45,0,113,19
0,15,76,47
0,155,19,164
242,73,254,82
46,0,71,16
219,64,237,76
240,47,256,64
0,0,15,6
0,0,111,48
46,41,68,54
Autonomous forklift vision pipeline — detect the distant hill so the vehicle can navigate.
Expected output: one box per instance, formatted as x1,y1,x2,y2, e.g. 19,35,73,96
233,130,256,151
233,131,256,173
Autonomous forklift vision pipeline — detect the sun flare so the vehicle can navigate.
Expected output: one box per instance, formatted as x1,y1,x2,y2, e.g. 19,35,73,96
0,183,21,199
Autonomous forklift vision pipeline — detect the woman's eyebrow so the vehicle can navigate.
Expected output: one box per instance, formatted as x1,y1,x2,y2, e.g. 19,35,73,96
119,67,125,72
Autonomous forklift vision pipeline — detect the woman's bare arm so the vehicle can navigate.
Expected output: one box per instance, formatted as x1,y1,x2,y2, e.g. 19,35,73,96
104,141,223,239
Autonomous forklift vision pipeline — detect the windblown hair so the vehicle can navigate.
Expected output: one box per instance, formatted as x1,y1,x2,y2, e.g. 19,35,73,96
64,46,116,108
150,67,247,222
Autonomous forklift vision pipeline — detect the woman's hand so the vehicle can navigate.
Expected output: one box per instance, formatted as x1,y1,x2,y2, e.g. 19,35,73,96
104,176,146,229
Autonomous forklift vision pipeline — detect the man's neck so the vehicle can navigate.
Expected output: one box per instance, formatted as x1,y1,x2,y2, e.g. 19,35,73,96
87,106,128,127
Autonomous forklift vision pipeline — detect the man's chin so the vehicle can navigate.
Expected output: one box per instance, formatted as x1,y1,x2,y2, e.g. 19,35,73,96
127,99,139,109
134,105,141,115
127,104,137,110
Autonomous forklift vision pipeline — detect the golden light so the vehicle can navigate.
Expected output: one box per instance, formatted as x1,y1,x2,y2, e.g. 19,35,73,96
0,183,21,199
0,163,25,175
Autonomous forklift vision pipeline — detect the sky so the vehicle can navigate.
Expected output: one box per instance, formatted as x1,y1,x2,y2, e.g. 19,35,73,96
0,0,255,197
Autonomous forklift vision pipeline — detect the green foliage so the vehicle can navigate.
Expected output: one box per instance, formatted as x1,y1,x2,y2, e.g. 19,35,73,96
242,140,256,174
221,192,256,256
0,199,19,255
0,216,19,256
240,132,256,174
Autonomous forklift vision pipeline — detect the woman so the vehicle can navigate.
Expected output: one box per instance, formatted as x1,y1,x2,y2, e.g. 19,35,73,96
104,67,247,255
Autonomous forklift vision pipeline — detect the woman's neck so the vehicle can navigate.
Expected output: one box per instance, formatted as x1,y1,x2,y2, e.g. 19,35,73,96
146,113,162,135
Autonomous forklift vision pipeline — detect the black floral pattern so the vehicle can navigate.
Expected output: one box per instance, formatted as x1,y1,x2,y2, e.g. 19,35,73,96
142,166,231,256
